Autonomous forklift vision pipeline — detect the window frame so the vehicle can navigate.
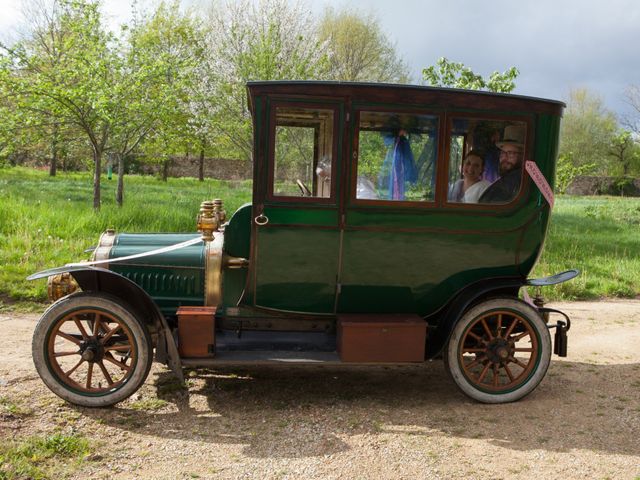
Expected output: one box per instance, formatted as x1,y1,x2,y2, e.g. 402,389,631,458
266,100,341,204
349,107,445,208
441,112,535,210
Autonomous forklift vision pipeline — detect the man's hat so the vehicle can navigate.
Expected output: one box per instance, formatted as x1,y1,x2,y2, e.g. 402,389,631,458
496,125,525,150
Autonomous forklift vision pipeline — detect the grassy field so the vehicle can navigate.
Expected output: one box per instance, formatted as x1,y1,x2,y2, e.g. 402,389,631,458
1,166,639,306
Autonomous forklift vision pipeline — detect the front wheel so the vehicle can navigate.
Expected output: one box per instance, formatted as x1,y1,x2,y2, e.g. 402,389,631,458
32,292,153,407
445,298,551,403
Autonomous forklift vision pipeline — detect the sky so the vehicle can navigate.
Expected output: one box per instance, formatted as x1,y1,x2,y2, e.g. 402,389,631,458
2,0,638,119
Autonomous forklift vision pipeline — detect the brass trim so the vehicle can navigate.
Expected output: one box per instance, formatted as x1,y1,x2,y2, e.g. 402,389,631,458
47,273,80,301
91,229,116,268
204,234,224,307
223,255,249,269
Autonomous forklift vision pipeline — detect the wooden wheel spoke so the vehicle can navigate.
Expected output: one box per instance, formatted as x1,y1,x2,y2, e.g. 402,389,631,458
54,350,79,357
477,362,491,383
57,331,83,345
92,314,102,336
480,318,493,339
86,362,94,389
504,318,518,337
513,347,534,353
73,318,90,340
462,347,486,353
510,356,529,369
101,324,122,343
503,363,515,382
97,361,114,385
467,330,483,342
65,358,84,376
104,344,132,352
103,353,131,371
493,364,499,387
464,357,482,369
511,331,531,342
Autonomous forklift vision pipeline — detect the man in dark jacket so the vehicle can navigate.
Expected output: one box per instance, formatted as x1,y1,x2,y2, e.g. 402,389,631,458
479,125,525,203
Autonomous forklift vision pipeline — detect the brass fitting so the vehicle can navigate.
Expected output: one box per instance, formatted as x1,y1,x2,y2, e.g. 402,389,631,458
47,273,79,301
197,199,226,242
197,201,218,242
212,198,226,225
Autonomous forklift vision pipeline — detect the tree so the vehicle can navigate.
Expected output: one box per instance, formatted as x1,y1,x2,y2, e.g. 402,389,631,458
623,84,640,135
608,130,640,176
0,0,82,175
3,0,118,209
422,57,519,93
318,8,409,83
560,88,617,174
105,1,206,202
205,0,330,161
128,1,206,183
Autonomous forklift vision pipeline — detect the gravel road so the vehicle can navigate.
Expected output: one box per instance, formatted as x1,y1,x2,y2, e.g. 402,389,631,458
1,300,639,479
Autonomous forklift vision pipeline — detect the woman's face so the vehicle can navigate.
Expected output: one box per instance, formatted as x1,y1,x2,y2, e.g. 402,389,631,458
462,155,483,182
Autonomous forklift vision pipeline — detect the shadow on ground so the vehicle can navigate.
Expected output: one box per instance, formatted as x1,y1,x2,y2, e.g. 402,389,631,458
78,360,640,458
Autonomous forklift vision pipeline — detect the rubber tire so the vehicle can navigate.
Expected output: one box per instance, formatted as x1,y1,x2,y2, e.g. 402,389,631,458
32,292,153,407
444,297,551,404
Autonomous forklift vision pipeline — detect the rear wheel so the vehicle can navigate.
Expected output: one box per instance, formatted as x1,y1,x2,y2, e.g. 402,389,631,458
32,292,153,407
445,298,551,403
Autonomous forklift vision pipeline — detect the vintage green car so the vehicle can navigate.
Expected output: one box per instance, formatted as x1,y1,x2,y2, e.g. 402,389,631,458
29,81,578,407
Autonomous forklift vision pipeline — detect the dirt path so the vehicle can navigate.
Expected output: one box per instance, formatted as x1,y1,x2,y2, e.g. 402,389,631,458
1,300,639,479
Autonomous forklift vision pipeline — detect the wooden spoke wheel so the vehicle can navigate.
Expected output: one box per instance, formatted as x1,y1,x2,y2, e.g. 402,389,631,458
445,298,551,404
32,292,153,407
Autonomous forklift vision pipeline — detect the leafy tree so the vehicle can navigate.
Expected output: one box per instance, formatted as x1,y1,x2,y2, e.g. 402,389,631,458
128,1,206,182
608,130,640,176
422,57,519,93
318,8,409,83
560,88,617,174
3,0,118,209
205,0,330,161
0,0,82,175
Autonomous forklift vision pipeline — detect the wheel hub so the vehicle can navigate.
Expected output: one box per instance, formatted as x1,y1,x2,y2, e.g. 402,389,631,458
486,338,511,364
79,339,105,363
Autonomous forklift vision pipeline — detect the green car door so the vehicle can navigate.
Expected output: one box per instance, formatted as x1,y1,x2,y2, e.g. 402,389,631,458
251,99,344,314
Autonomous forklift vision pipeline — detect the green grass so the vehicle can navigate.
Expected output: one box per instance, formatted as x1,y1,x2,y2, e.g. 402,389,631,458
0,396,33,417
0,166,252,302
0,433,90,480
1,166,639,303
533,195,640,300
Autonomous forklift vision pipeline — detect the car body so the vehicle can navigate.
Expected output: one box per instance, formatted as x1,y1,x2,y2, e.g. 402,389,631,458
29,81,577,406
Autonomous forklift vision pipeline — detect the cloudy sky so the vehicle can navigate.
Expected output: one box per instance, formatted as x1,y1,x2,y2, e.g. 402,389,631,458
2,0,638,118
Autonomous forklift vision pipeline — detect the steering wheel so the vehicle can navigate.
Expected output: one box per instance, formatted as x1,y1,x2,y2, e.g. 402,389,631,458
296,179,312,197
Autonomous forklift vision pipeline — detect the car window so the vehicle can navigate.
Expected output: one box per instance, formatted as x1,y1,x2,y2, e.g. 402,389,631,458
272,106,335,198
448,118,527,205
355,111,439,202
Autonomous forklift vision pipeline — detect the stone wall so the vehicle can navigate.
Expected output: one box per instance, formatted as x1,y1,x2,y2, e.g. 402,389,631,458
566,176,640,196
139,156,252,180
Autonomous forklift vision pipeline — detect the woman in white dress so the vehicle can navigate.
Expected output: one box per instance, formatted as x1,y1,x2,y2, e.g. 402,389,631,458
448,151,491,203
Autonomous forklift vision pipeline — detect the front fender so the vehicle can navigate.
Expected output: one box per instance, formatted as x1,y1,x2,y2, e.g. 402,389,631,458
28,266,184,383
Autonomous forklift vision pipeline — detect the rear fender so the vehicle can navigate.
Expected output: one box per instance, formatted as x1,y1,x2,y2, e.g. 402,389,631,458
426,277,523,359
427,270,580,359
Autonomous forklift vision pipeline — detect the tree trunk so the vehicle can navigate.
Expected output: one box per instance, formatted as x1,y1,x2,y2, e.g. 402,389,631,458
162,157,170,182
49,122,58,177
198,148,205,181
116,153,125,207
92,147,102,211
